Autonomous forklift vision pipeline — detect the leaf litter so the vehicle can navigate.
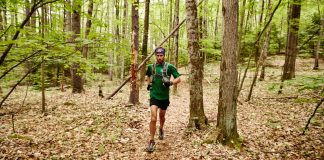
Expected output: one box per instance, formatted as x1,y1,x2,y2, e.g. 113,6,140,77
0,56,323,159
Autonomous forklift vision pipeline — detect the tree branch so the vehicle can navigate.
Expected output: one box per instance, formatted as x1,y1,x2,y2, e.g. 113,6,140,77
254,0,283,45
0,50,42,80
0,0,58,66
107,0,205,100
302,89,324,135
0,61,42,108
0,25,12,39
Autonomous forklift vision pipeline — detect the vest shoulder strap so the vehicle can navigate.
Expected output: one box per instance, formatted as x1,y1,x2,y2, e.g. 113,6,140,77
152,62,169,76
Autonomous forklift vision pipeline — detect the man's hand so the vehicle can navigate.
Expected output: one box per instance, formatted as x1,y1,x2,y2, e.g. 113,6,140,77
147,84,152,91
162,77,173,87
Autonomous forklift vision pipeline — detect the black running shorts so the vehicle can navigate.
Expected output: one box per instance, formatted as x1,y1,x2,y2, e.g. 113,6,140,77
150,98,170,110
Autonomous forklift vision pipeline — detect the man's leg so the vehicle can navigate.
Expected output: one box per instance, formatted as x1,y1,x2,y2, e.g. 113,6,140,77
159,109,166,129
150,105,158,140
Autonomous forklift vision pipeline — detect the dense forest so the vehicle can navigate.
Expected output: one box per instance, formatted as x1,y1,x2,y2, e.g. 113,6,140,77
0,0,323,159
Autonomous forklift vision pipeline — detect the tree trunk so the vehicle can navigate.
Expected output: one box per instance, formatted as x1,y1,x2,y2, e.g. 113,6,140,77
214,0,220,40
186,0,207,130
140,0,150,86
313,14,323,70
82,0,93,59
173,0,180,95
64,0,72,33
259,0,272,81
216,0,239,145
71,0,84,93
247,0,272,101
25,0,31,27
2,1,7,40
121,0,128,79
109,1,114,81
30,0,37,32
129,0,139,104
168,0,173,63
237,0,246,62
114,0,120,78
254,0,264,64
282,0,301,80
41,4,47,114
0,2,3,34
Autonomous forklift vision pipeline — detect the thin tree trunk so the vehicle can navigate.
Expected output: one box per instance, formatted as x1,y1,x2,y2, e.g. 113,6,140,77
186,0,207,130
214,0,220,40
82,0,93,59
313,14,323,70
41,4,46,114
129,0,139,104
25,0,31,27
216,0,239,145
64,0,72,33
140,0,150,86
121,0,128,79
109,1,114,81
168,0,173,63
246,0,272,101
114,0,120,78
237,0,246,62
2,1,7,41
254,0,265,63
173,0,180,95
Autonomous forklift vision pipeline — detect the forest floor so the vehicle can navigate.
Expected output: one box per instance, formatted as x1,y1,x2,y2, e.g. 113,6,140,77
0,55,323,159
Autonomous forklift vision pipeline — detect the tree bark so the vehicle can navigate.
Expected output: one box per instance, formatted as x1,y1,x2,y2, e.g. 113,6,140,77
186,0,207,130
282,0,301,80
129,0,139,104
216,0,239,145
140,0,150,86
71,0,84,93
173,0,180,95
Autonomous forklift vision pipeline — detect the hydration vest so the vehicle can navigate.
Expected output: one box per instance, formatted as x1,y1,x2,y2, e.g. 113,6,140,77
152,62,169,78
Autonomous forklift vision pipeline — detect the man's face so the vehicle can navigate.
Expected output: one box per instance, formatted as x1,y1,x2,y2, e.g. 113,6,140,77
155,53,165,64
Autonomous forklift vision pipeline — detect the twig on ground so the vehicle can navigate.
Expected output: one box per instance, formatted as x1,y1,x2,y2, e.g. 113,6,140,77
302,91,324,135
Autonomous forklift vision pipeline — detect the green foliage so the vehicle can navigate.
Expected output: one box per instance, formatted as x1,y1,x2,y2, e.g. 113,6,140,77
266,119,282,129
294,97,317,103
268,75,324,93
8,133,33,142
284,75,324,91
200,38,221,62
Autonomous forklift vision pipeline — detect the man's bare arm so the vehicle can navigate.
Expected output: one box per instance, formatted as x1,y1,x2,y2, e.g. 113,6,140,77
172,77,181,85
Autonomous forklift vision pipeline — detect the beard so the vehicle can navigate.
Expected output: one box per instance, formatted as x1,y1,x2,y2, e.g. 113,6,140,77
157,59,164,64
